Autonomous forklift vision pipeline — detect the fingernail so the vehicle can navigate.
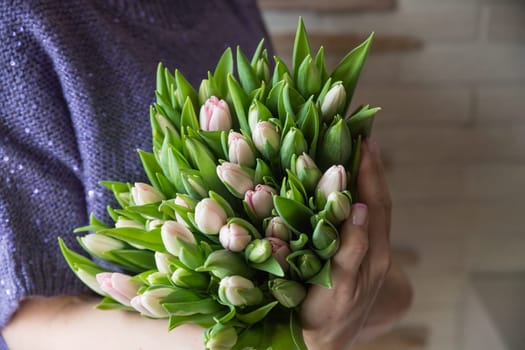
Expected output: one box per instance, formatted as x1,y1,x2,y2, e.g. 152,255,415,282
351,203,368,226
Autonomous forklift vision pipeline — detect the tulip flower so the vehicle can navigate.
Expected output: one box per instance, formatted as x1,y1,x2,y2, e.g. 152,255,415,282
267,237,291,271
80,233,125,257
194,198,228,235
147,219,164,231
296,55,322,98
280,127,308,170
228,131,256,167
204,324,238,350
218,275,263,307
296,251,322,280
131,182,164,205
265,216,291,242
245,238,272,264
115,218,143,229
173,194,196,228
199,96,232,131
131,288,172,318
252,121,280,160
324,191,351,225
316,165,347,206
318,117,352,169
76,268,105,295
248,100,272,131
181,171,208,199
171,268,209,289
216,162,254,198
320,82,346,121
294,152,322,193
200,249,254,279
161,220,196,256
154,113,177,135
219,222,252,252
154,252,173,274
255,56,270,83
269,278,307,308
96,272,141,307
312,219,340,259
244,184,276,219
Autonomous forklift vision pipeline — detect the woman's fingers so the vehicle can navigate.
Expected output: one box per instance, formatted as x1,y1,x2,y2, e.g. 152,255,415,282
358,140,392,277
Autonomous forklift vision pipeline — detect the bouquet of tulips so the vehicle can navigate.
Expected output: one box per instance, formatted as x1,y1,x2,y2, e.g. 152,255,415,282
59,18,379,349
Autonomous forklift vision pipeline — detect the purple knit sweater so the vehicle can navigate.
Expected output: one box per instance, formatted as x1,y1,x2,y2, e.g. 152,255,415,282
0,1,269,347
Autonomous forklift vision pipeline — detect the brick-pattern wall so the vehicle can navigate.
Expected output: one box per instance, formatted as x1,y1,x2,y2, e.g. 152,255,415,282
259,1,525,349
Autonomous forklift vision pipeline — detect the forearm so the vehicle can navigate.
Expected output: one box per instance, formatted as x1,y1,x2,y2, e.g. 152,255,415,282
3,294,204,350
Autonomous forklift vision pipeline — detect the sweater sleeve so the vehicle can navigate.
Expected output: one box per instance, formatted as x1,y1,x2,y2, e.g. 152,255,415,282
0,5,90,335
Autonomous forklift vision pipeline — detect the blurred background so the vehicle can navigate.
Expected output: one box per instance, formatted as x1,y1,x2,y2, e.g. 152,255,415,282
258,0,525,349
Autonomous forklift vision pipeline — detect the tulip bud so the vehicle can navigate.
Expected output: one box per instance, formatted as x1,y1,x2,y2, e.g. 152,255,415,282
316,165,347,207
80,233,125,257
154,252,173,274
181,171,208,199
199,96,232,131
198,79,213,106
280,128,308,170
171,268,209,289
161,220,196,256
269,278,307,308
195,198,228,235
255,57,271,83
312,219,340,259
147,219,164,231
219,223,252,252
324,191,351,225
294,152,322,193
173,194,196,228
146,271,172,285
245,239,272,264
318,118,352,169
216,162,254,198
265,216,291,241
218,275,263,307
131,182,165,205
252,121,280,160
131,288,172,318
204,324,238,350
244,184,276,219
320,82,346,121
115,217,144,229
267,237,291,271
96,272,141,307
228,132,256,167
248,100,272,131
77,268,105,295
297,55,322,98
154,113,177,135
200,250,254,279
297,251,322,280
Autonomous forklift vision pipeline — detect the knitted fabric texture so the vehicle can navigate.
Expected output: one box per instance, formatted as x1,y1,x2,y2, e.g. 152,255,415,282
0,0,269,347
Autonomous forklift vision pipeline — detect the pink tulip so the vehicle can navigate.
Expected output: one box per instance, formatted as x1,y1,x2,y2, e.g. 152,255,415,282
131,182,164,205
316,165,347,200
267,237,291,271
199,96,232,131
219,223,252,252
244,184,276,219
228,132,255,167
96,272,141,307
174,195,193,228
320,82,346,121
161,220,196,256
216,162,254,198
194,198,228,235
130,288,171,318
265,216,291,241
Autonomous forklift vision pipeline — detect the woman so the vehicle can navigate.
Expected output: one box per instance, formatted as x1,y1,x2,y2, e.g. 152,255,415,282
0,1,411,348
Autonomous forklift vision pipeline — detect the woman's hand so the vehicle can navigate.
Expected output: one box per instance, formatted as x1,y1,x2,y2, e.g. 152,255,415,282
301,139,410,350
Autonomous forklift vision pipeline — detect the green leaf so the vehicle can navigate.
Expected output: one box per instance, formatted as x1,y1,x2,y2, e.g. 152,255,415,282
346,105,381,137
307,259,332,288
227,217,262,239
273,196,314,234
314,46,328,84
290,310,308,350
250,38,266,66
163,298,224,316
138,150,163,192
198,130,226,159
209,191,235,218
156,62,168,97
214,47,234,97
266,80,285,115
331,32,374,109
290,233,309,251
292,17,312,78
97,227,165,252
175,69,198,110
237,46,258,92
237,301,279,324
250,256,285,277
73,213,109,233
168,313,219,330
180,97,199,131
105,249,157,271
97,296,135,311
126,203,163,219
226,74,250,133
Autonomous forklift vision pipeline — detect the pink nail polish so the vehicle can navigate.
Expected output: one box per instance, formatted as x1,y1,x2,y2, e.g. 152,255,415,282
351,203,368,226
